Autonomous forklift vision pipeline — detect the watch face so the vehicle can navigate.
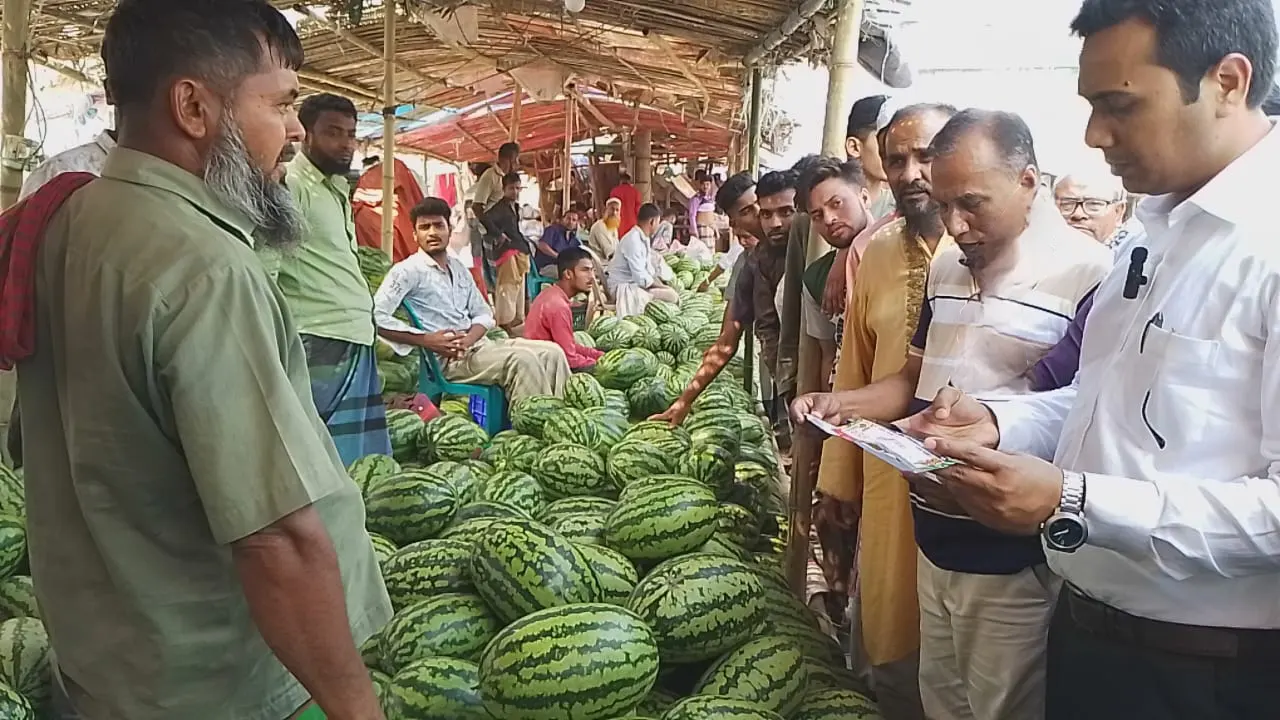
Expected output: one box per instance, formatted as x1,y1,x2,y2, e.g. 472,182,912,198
1046,517,1086,550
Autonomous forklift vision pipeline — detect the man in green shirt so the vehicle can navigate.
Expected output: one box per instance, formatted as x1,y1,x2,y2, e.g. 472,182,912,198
18,2,391,717
272,93,392,466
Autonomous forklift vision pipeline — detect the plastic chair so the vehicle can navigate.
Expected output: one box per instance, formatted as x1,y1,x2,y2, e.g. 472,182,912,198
527,270,555,303
400,303,508,435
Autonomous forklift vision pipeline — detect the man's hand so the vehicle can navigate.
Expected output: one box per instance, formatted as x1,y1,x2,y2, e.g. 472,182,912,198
650,401,691,427
697,280,711,293
790,392,852,429
814,494,858,595
903,474,968,517
900,387,1000,450
928,439,1064,536
814,493,858,532
822,248,850,316
420,330,465,359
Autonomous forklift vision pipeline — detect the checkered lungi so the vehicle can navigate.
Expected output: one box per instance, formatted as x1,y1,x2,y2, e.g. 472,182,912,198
302,336,392,467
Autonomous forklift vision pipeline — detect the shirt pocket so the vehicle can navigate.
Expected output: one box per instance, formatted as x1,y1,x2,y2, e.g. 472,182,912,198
1133,324,1220,450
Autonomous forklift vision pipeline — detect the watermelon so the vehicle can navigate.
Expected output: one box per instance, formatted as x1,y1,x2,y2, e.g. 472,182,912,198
380,539,475,608
576,543,637,605
421,414,488,463
439,517,508,545
698,534,754,562
631,325,662,353
371,668,392,708
0,683,32,720
658,325,691,356
462,458,495,481
694,636,808,716
0,519,24,581
0,618,47,710
478,603,659,720
622,421,691,456
637,686,680,716
551,512,607,545
380,361,417,395
604,481,719,561
543,408,604,451
677,445,735,496
644,300,680,324
386,409,425,462
792,688,882,719
655,350,677,367
676,346,704,366
481,433,543,473
626,554,769,663
595,326,637,353
452,500,531,523
566,373,607,410
540,496,616,524
511,396,568,438
475,470,544,517
606,440,676,491
575,330,598,349
716,504,763,548
364,473,460,546
347,454,401,496
369,533,398,566
661,696,783,720
629,314,658,332
385,657,487,719
603,389,631,417
439,398,471,417
380,593,500,670
589,315,621,338
0,578,36,621
626,377,670,419
469,519,602,622
738,414,768,445
418,460,481,501
596,349,659,390
688,425,740,458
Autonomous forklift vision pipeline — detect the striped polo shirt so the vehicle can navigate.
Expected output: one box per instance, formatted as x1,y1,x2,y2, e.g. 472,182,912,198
907,199,1113,575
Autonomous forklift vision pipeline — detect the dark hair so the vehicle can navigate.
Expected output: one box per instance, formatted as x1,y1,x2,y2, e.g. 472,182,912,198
1264,85,1280,115
638,203,662,224
929,109,1039,177
715,171,755,214
694,169,709,183
661,205,679,219
103,0,303,119
561,205,581,218
756,169,798,200
502,172,521,188
620,171,633,183
363,156,380,167
798,156,866,211
790,154,825,194
1071,0,1277,108
498,142,520,162
847,94,888,140
298,93,357,132
556,247,593,277
410,197,453,225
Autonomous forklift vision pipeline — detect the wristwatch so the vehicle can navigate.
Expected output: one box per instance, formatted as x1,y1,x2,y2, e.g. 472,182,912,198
1042,470,1088,553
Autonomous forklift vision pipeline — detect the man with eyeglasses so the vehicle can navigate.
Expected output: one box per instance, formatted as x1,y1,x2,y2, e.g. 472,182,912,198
1052,172,1133,248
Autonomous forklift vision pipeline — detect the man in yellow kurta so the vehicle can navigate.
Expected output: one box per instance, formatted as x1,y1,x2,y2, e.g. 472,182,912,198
814,103,956,720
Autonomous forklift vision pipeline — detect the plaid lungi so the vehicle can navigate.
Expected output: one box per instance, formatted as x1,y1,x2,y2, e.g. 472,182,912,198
302,336,391,467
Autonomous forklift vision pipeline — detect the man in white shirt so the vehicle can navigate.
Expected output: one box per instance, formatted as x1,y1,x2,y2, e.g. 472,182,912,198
19,130,117,201
606,202,679,316
904,0,1280,717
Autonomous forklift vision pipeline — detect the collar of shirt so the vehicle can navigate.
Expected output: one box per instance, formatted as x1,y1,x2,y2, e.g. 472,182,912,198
621,226,650,245
94,131,117,155
287,152,351,198
101,147,257,247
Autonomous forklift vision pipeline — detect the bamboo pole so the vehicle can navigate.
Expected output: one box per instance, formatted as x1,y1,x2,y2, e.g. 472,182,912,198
634,129,652,203
510,83,523,143
380,1,398,257
563,92,573,213
821,0,865,162
742,67,763,402
1,0,31,210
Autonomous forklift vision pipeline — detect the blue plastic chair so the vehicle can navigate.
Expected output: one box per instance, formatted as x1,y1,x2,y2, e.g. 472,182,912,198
527,270,555,303
400,303,508,435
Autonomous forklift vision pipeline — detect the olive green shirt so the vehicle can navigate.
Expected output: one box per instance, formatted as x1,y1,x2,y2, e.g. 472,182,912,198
21,148,391,720
271,152,375,346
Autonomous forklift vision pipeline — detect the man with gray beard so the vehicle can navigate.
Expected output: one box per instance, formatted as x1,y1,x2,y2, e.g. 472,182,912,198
0,1,391,718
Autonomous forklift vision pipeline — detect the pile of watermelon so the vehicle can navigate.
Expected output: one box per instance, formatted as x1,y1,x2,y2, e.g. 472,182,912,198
0,465,59,719
350,258,882,719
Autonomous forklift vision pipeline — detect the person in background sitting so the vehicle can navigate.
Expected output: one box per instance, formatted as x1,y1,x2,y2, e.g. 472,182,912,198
375,197,570,400
589,197,622,261
525,247,603,371
607,202,681,316
652,205,678,253
534,205,584,278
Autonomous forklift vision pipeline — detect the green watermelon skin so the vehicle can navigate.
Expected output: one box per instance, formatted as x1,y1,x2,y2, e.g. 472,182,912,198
0,682,33,720
715,504,763,548
478,603,660,720
368,533,398,567
792,688,883,719
481,433,543,473
533,444,609,499
603,389,631,417
511,396,568,438
421,414,488,463
606,440,676,491
550,512,607,545
452,500,531,524
576,543,638,605
475,470,545,518
0,618,48,710
0,518,25,581
439,517,509,546
574,330,597,349
380,539,474,609
566,373,608,410
364,474,460,546
386,409,425,462
678,445,735,497
626,377,671,418
626,554,769,663
661,696,783,720
418,460,481,502
346,454,401,496
469,519,602,623
694,636,808,716
385,657,488,719
379,593,500,670
0,469,20,524
644,300,680,325
596,349,659,390
0,578,37,621
540,497,617,525
622,421,691,456
604,481,719,561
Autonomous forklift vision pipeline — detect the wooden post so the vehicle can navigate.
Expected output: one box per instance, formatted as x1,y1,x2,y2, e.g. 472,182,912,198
634,129,652,203
510,82,522,143
821,0,865,160
563,92,573,214
380,0,398,257
742,67,763,400
1,0,31,210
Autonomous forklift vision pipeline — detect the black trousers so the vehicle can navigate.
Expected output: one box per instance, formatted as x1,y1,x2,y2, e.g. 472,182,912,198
1046,593,1280,720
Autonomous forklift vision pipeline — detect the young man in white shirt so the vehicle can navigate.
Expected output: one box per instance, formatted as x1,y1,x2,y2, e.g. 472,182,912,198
905,0,1280,717
605,202,679,316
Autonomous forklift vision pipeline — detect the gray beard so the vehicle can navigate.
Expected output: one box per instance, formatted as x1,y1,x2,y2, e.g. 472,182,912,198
203,115,303,251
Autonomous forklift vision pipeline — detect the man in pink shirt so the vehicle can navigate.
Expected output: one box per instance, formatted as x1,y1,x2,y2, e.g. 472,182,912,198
525,247,603,370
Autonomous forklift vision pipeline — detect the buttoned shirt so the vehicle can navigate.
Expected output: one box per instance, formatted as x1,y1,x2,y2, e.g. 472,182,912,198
20,131,115,200
525,285,603,369
992,123,1280,628
607,226,657,289
270,153,375,346
471,165,505,212
22,148,390,719
373,250,495,356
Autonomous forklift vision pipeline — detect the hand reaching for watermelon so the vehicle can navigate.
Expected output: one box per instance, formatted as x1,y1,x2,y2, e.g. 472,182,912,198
649,400,691,427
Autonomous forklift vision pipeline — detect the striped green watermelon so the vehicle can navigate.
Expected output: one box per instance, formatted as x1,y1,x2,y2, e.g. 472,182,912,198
381,539,475,608
481,433,543,473
684,408,740,437
370,668,393,710
380,593,500,670
0,470,19,523
678,445,734,496
661,695,782,720
346,454,401,496
626,377,671,418
540,497,616,525
603,389,631,417
792,688,883,719
630,325,662,353
802,661,872,694
475,470,544,517
658,324,691,355
604,481,719,561
386,409,425,462
360,630,383,670
629,314,658,332
655,350,677,367
688,425,740,458
421,414,488,463
0,578,36,621
583,409,628,454
470,519,602,622
644,300,680,324
543,408,604,451
738,414,768,445
511,396,568,438
576,543,637,605
690,388,733,413
622,421,692,455
439,517,508,546
596,349,659,390
551,512,607,545
575,330,597,349
716,504,763,548
385,657,487,719
676,346,704,366
478,603,659,720
637,686,680,716
762,611,846,670
566,373,607,410
595,326,637,353
0,520,22,582
462,458,495,480
626,554,769,663
419,460,482,502
452,500,531,524
606,440,676,491
369,533,398,566
0,683,32,720
439,398,471,417
0,619,47,710
364,474,460,546
694,636,808,716
589,315,621,338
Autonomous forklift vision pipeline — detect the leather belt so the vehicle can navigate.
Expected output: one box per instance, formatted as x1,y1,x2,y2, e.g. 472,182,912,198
1065,585,1280,661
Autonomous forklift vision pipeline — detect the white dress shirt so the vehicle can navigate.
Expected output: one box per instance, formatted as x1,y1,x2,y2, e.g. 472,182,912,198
607,226,656,290
372,251,495,356
990,123,1280,629
20,131,115,200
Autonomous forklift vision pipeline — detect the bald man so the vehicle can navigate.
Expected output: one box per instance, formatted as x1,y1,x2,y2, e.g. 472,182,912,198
1052,173,1127,245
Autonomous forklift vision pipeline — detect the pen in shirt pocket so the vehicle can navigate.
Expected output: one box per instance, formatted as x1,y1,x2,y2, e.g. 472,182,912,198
1140,312,1164,353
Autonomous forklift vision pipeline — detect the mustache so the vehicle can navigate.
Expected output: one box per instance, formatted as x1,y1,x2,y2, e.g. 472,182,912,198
203,113,304,251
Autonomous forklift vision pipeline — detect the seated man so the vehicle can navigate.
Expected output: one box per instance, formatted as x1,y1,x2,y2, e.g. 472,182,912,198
534,205,583,278
651,205,678,254
526,247,603,371
606,202,680,317
374,197,570,401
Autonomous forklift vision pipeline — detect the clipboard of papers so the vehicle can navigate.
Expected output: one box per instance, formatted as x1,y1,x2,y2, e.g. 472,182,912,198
805,414,958,482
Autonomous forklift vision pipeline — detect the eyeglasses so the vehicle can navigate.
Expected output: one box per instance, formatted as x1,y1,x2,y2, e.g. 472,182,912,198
1056,197,1116,216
